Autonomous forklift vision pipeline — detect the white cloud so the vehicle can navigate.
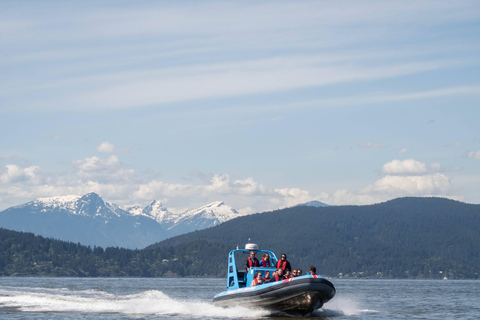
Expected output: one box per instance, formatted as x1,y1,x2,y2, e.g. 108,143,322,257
381,159,427,175
97,142,115,153
0,164,40,184
361,173,452,196
381,159,444,175
72,155,136,183
204,174,232,194
0,157,319,213
96,142,131,154
366,159,452,197
233,177,267,196
0,154,462,214
273,187,312,208
467,150,480,159
133,180,199,201
397,148,410,154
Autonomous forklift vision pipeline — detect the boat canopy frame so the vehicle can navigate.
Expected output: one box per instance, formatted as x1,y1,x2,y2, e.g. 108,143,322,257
227,248,279,290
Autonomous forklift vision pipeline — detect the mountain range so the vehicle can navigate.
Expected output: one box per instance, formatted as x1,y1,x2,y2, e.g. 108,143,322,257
0,192,243,249
1,196,478,278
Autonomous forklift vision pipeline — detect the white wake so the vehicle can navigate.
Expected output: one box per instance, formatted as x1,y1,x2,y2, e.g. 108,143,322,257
312,294,377,317
0,286,269,318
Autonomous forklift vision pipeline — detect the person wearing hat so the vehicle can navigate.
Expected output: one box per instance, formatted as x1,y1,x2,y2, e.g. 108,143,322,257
276,253,291,272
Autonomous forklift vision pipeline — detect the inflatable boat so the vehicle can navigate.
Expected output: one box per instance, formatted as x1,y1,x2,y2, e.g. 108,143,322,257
213,243,335,316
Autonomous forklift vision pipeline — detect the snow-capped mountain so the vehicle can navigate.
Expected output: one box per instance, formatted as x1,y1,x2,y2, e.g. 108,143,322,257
180,201,240,224
126,200,178,224
0,193,241,249
167,201,242,235
27,193,130,219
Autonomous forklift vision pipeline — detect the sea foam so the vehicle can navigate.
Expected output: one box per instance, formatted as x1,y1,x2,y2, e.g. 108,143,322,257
312,294,377,317
0,286,270,318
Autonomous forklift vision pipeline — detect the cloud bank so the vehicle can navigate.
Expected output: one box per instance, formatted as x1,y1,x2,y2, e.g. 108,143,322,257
0,144,458,214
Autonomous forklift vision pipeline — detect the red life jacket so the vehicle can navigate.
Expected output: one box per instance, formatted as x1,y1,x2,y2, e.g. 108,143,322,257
253,278,259,285
261,258,270,267
273,273,282,281
248,257,259,267
277,260,287,270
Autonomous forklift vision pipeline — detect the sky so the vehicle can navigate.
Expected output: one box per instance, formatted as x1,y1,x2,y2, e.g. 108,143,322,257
1,0,480,214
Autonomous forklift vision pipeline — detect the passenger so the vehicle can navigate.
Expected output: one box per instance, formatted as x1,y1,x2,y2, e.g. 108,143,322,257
251,272,263,286
260,253,271,267
297,269,303,276
284,270,292,278
308,266,318,275
292,269,298,277
276,254,292,272
245,251,259,271
262,270,271,282
268,268,285,282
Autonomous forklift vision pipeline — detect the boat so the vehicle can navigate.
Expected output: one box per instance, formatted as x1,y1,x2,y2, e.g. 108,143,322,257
213,243,336,316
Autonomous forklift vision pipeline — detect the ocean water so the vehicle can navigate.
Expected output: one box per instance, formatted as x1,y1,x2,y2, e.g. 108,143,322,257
0,277,479,319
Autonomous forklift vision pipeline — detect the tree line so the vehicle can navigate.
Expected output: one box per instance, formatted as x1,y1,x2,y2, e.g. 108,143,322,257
148,197,480,279
0,228,227,277
1,197,480,279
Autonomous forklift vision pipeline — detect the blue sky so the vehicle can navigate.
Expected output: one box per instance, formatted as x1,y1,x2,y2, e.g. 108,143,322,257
1,0,480,214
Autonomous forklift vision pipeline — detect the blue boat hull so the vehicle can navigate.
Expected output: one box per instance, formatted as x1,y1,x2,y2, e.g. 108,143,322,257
213,276,335,316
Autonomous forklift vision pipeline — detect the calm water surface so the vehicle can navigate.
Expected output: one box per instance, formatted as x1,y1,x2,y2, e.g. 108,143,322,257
0,278,478,319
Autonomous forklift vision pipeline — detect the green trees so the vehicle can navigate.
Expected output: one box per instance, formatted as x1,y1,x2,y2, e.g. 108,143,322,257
149,197,480,279
1,197,479,278
0,228,226,277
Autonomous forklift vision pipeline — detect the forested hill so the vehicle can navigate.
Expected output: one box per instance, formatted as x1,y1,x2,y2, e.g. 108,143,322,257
0,227,225,277
148,197,480,279
1,197,479,278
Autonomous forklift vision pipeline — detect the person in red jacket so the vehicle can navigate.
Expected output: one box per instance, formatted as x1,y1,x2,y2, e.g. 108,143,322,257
308,265,318,275
262,270,271,282
250,272,263,286
268,268,285,282
276,254,292,272
260,253,271,267
245,251,259,271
